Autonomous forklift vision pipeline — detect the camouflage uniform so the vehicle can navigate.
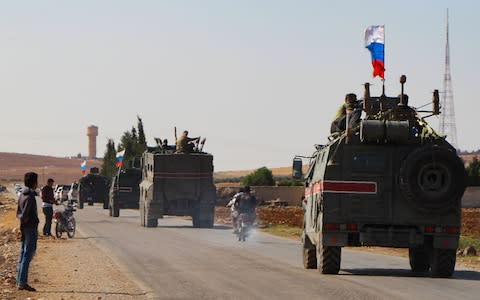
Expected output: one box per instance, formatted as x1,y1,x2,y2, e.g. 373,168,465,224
331,102,361,133
176,135,199,153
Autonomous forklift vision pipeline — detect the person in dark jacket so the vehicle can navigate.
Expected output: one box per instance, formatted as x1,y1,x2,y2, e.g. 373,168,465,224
16,172,39,292
41,178,55,236
235,185,257,223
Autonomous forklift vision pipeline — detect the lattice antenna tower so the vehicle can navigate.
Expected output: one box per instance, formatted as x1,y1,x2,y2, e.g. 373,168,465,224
439,9,458,149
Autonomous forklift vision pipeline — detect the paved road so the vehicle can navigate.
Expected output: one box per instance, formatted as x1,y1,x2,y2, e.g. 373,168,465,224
75,205,480,300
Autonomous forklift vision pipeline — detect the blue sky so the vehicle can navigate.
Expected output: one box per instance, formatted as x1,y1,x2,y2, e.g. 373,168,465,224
1,0,478,170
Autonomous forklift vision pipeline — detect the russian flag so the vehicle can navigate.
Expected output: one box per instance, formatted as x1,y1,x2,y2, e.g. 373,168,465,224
365,25,385,79
80,160,87,174
116,150,125,168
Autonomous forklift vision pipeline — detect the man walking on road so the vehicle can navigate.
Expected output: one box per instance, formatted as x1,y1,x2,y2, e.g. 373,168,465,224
16,172,40,292
41,178,55,236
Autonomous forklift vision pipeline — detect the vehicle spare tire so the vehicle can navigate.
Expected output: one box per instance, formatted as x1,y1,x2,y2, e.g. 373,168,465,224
399,145,466,213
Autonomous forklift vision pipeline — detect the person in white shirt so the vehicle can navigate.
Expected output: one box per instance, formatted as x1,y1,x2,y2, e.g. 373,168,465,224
226,188,244,233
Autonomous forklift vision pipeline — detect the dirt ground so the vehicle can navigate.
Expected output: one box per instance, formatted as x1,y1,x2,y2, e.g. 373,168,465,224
0,191,147,300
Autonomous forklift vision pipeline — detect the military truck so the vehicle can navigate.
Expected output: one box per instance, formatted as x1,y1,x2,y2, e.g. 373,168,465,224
109,167,142,217
78,172,111,209
293,75,466,277
139,139,216,228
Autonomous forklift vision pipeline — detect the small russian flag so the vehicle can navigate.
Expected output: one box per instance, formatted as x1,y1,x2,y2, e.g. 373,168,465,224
365,25,385,79
80,160,87,175
116,150,125,168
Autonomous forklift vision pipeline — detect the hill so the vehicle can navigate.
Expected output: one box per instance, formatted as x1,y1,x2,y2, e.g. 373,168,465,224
0,152,102,185
1,150,477,186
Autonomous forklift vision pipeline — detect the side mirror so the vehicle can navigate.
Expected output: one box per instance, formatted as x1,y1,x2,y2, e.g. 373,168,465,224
433,89,440,115
292,157,303,180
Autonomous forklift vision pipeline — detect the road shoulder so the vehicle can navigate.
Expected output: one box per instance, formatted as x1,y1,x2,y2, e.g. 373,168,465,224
0,190,148,300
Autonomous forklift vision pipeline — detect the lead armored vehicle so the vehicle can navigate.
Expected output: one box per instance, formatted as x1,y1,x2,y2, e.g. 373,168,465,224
293,76,466,277
109,167,142,217
139,138,216,228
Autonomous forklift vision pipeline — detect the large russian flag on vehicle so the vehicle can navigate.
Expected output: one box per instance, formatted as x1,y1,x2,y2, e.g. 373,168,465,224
116,150,125,168
365,25,385,79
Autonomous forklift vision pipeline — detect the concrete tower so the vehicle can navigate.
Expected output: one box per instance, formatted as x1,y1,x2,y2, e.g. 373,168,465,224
87,125,99,159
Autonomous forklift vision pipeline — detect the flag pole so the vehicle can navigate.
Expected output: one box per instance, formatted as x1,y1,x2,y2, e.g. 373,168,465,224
382,25,385,96
116,150,124,206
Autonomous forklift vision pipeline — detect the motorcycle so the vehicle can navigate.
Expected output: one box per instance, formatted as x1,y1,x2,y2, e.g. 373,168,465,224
54,203,76,238
236,213,252,242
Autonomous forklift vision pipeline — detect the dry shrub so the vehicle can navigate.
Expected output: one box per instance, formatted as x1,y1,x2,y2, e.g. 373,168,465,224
462,208,480,237
256,207,304,227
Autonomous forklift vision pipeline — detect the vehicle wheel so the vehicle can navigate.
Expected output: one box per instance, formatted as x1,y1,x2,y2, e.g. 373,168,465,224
146,218,158,228
409,247,430,272
302,233,317,269
140,201,145,227
317,244,341,274
192,210,201,228
192,208,214,228
238,228,243,242
431,249,456,278
399,145,466,213
67,218,76,238
55,222,62,238
203,212,214,228
113,204,120,217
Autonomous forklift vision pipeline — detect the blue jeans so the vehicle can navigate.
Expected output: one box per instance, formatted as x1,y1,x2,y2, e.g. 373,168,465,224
16,228,38,286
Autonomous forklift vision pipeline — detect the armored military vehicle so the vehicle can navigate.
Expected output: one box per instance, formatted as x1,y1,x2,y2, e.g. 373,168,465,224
293,75,466,277
109,167,142,217
139,138,216,228
78,172,111,209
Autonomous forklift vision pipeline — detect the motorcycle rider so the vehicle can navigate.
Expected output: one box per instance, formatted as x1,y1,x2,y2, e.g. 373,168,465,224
226,188,244,233
234,186,257,227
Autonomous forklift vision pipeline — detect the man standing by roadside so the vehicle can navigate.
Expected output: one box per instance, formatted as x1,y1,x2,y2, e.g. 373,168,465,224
16,172,39,292
41,178,55,236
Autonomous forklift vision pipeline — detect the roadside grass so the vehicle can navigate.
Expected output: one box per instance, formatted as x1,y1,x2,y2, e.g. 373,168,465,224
459,235,480,249
259,224,302,240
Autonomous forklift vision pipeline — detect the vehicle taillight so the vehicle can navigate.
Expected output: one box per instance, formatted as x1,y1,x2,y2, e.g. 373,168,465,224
323,223,340,231
443,226,460,234
424,225,435,233
346,223,358,231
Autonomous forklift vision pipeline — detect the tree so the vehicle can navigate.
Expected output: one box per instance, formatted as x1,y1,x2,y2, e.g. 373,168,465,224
101,139,117,178
242,167,275,186
119,130,137,168
137,115,147,155
467,156,480,177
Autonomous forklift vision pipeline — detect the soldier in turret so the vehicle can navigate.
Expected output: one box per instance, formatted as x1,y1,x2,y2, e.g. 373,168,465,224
330,93,362,133
176,130,200,153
